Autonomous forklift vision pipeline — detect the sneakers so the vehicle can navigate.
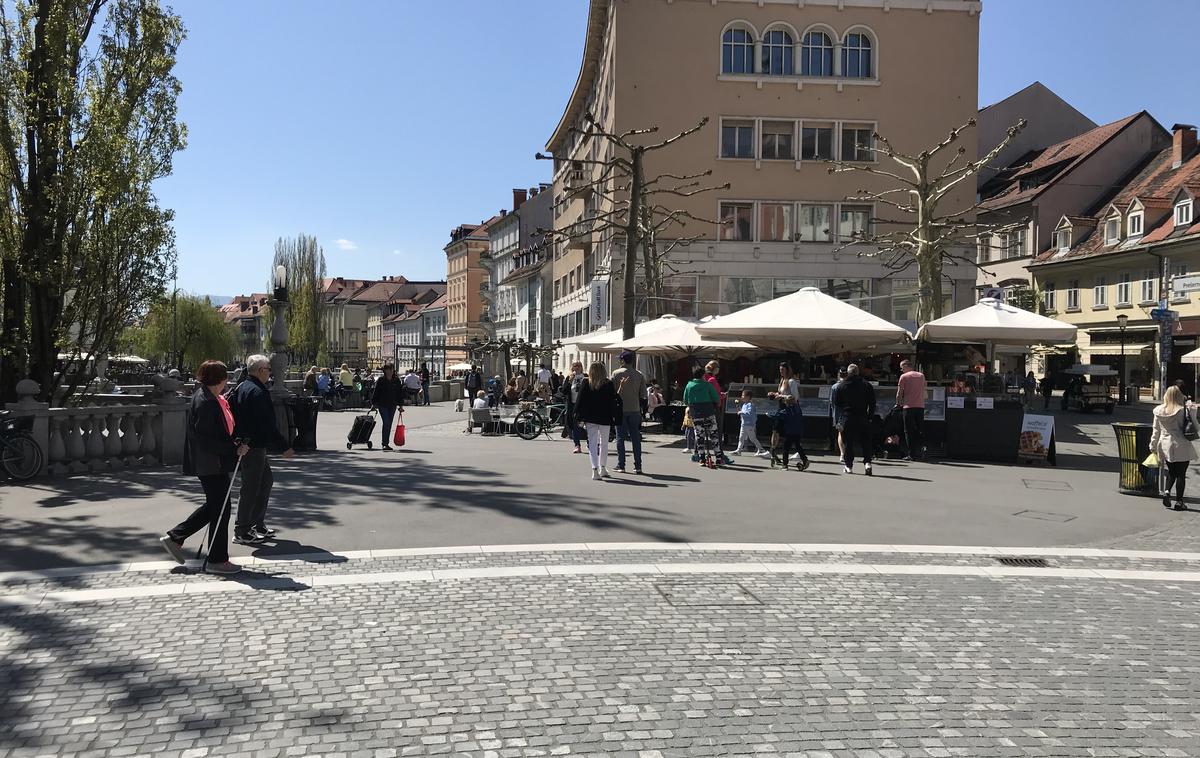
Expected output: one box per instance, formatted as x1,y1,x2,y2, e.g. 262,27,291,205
599,466,610,478
865,462,873,476
204,561,242,576
382,444,393,451
613,466,626,473
634,468,643,475
572,446,582,454
731,450,743,456
722,455,734,466
1175,502,1187,511
254,524,278,538
233,532,265,546
159,535,186,565
682,447,694,454
799,459,810,472
249,526,275,541
756,450,771,458
843,464,852,474
591,468,602,481
1163,493,1173,508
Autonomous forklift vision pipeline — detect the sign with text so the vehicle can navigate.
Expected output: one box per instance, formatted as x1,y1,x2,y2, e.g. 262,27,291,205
975,397,994,410
589,277,608,327
1173,274,1200,294
1018,414,1055,460
947,396,965,409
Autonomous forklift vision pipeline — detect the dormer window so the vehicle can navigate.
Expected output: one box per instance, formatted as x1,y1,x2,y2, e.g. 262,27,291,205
1105,216,1120,244
1055,228,1071,251
1177,200,1194,227
1128,212,1144,237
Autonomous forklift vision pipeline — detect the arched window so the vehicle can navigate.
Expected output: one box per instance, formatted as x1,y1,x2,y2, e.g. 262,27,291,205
842,32,874,78
761,29,794,75
800,31,833,76
722,28,755,74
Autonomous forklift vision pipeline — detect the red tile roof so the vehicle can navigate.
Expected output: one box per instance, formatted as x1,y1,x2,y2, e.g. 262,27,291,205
1032,140,1200,267
981,112,1147,211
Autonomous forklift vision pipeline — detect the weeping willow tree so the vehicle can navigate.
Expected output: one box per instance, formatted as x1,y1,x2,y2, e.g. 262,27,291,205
0,0,187,402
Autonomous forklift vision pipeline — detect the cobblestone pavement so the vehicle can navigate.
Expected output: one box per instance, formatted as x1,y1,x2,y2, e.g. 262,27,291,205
3,549,1200,757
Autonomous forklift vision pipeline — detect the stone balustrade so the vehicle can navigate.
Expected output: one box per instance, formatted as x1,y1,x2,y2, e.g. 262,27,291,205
3,378,187,479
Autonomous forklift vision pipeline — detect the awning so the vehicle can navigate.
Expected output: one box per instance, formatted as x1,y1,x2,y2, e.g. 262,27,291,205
1086,344,1153,355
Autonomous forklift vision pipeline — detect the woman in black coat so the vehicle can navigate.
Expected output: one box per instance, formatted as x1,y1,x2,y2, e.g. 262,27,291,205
574,362,622,481
160,360,248,575
371,364,405,451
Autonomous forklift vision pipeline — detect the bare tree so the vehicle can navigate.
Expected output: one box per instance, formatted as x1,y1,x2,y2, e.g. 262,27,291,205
828,117,1028,323
536,112,728,340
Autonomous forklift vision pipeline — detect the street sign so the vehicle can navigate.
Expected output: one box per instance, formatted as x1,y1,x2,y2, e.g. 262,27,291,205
1150,308,1180,322
1173,274,1200,293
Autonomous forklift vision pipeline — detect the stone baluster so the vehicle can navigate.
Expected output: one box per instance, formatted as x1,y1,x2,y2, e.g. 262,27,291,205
65,413,88,475
84,414,106,471
139,411,158,466
104,411,123,468
47,415,67,476
120,412,140,463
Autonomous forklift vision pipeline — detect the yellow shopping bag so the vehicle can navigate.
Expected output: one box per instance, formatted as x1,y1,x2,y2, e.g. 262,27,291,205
1143,451,1159,468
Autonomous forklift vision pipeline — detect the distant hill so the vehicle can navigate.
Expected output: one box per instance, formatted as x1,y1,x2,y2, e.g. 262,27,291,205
200,294,235,306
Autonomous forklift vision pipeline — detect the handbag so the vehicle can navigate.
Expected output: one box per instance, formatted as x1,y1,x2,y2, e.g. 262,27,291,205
1184,410,1199,442
393,414,406,447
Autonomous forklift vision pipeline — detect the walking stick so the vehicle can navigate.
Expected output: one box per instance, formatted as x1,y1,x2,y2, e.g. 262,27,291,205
196,451,244,570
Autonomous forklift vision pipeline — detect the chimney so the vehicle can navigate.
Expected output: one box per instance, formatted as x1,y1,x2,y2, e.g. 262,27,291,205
1173,124,1197,169
500,209,507,218
513,188,528,210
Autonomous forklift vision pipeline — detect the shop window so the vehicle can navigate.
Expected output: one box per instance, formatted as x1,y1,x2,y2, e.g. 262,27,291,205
723,278,774,313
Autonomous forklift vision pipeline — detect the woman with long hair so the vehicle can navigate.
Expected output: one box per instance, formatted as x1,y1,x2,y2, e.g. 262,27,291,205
574,361,620,481
1151,385,1198,511
160,360,249,575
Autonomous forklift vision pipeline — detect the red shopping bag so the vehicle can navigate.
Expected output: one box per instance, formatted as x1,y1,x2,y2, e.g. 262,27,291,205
393,416,406,448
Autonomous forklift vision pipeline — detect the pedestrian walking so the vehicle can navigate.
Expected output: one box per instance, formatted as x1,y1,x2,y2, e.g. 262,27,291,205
574,361,621,481
1040,373,1054,410
833,363,876,475
419,363,431,405
371,364,405,451
1151,385,1197,511
685,366,722,467
466,366,482,400
768,362,801,404
302,365,319,396
1023,371,1037,406
895,359,926,461
772,395,810,470
732,390,770,457
703,360,733,465
159,360,249,575
611,350,647,474
231,355,294,545
563,361,587,454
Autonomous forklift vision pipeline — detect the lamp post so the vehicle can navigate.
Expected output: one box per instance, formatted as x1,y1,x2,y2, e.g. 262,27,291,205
268,265,290,398
1117,313,1129,405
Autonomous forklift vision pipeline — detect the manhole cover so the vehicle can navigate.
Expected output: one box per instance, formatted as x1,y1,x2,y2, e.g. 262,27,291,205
994,557,1051,568
1023,479,1073,491
655,580,763,607
1013,509,1077,523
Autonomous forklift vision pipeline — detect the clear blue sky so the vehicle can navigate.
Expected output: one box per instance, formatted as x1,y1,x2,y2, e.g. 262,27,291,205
162,0,1192,299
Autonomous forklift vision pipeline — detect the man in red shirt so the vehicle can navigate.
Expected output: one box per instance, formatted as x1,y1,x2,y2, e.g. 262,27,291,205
895,359,926,461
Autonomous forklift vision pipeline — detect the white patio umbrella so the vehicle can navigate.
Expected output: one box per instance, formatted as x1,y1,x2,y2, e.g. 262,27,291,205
566,314,692,353
916,297,1077,345
697,287,912,355
607,315,758,359
1180,347,1200,392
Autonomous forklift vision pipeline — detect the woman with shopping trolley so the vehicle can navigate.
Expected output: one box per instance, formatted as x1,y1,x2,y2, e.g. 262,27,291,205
159,360,249,575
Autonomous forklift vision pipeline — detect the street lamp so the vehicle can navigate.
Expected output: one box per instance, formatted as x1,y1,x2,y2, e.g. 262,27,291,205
1117,313,1129,405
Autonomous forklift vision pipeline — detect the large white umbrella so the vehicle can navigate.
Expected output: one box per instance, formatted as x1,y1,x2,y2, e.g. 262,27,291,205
607,315,758,359
565,314,691,353
916,297,1077,345
697,287,911,355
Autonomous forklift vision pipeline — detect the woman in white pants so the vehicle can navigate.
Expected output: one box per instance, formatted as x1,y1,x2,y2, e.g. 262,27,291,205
573,362,620,481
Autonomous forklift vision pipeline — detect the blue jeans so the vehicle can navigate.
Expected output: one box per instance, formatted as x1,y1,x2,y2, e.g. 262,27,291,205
380,406,396,447
616,412,642,469
421,381,430,405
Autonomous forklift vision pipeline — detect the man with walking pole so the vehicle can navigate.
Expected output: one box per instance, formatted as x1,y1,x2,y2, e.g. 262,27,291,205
232,354,294,546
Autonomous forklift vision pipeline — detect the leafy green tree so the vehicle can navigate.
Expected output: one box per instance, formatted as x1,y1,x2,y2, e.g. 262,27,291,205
0,0,186,402
126,294,236,371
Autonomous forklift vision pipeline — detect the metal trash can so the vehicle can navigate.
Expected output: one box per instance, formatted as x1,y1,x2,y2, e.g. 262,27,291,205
1112,422,1155,495
1124,386,1139,405
290,396,321,451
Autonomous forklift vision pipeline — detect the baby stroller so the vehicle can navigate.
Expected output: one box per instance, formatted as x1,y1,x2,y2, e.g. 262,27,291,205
880,406,906,459
692,413,721,468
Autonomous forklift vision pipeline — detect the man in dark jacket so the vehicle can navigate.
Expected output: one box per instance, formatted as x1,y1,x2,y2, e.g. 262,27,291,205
371,364,405,450
232,355,293,545
833,363,876,476
465,366,482,401
562,361,586,454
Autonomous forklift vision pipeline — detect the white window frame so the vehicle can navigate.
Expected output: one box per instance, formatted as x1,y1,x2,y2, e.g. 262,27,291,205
1104,216,1120,244
797,203,834,243
1065,280,1080,311
839,123,876,163
1128,211,1144,237
1171,263,1190,303
1055,228,1071,251
719,117,756,160
800,121,835,161
1004,229,1025,259
1140,269,1157,304
760,120,796,161
836,203,872,242
1176,200,1194,227
1044,283,1056,312
718,200,756,242
1093,276,1107,309
1117,274,1132,306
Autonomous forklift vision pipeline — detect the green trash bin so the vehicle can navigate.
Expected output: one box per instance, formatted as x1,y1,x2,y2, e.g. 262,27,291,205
1112,422,1156,496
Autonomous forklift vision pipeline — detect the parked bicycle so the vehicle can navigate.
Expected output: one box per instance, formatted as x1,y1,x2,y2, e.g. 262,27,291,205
1,413,44,481
513,399,569,441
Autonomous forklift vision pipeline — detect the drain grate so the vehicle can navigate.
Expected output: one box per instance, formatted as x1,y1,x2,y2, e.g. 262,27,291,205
1022,479,1073,491
655,580,764,607
994,557,1051,568
1013,509,1077,523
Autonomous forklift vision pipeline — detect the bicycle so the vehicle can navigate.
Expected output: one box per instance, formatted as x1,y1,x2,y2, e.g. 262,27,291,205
513,399,569,441
1,413,44,481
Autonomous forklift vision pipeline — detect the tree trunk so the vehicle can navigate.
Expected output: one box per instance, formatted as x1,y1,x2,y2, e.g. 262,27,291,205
621,148,644,340
0,258,25,403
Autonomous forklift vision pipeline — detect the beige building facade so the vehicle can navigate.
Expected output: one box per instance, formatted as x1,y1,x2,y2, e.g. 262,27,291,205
445,218,499,366
545,0,983,369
